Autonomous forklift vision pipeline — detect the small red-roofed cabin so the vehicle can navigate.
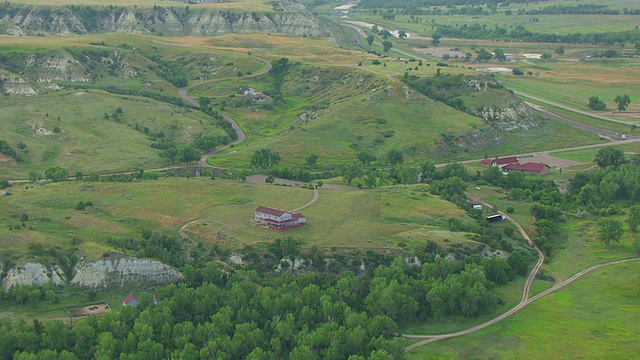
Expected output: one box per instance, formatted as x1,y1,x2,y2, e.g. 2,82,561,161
480,156,519,168
255,206,306,230
122,294,140,307
502,162,551,176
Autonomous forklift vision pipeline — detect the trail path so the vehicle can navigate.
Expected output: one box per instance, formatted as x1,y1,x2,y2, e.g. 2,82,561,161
402,211,640,352
177,55,272,167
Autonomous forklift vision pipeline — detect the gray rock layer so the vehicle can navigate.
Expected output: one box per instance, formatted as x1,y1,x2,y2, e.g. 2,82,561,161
71,257,182,288
2,263,65,290
0,2,329,37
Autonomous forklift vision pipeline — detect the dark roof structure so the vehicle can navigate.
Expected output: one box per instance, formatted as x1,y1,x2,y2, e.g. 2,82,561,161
255,206,287,217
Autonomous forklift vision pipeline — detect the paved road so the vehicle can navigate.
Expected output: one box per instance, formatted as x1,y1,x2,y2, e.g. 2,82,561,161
528,103,637,141
514,90,640,127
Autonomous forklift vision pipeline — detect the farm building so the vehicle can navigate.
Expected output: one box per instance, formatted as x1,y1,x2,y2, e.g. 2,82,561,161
502,162,551,176
486,214,505,223
255,206,306,230
122,294,140,307
480,156,519,168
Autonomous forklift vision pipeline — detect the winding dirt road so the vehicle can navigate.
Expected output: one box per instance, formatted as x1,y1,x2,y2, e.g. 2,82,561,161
402,212,640,353
177,55,272,167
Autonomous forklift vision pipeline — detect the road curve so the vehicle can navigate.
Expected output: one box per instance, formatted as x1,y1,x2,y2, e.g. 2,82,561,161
177,55,273,167
500,212,546,303
403,209,640,354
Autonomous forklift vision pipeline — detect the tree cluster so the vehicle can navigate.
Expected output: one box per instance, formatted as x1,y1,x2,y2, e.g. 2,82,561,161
0,243,526,359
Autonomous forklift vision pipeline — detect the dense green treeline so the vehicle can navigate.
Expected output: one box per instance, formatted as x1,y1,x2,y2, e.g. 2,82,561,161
0,245,529,359
357,0,531,10
480,147,640,255
433,24,640,46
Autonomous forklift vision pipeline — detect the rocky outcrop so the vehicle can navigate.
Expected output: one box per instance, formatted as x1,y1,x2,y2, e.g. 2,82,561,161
71,256,182,288
476,98,540,131
0,1,330,37
1,72,37,95
23,51,92,83
2,263,65,290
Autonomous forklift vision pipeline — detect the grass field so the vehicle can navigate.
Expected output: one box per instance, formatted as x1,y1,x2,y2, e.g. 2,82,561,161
0,34,270,178
551,142,640,163
405,260,640,359
497,59,640,115
0,90,227,179
0,179,479,261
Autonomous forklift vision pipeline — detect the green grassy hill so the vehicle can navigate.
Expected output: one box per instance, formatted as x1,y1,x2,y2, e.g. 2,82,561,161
203,63,600,168
0,35,266,178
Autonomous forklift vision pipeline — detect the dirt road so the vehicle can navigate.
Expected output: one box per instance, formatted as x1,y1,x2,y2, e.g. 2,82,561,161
402,211,640,353
177,55,272,167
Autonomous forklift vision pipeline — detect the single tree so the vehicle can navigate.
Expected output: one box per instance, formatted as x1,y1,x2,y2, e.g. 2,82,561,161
178,144,201,164
398,30,407,39
421,161,437,183
587,96,607,111
44,166,69,182
593,146,626,168
306,153,319,168
555,46,565,55
628,205,640,232
614,94,631,112
339,159,363,185
386,148,404,166
0,179,10,189
378,30,392,39
366,34,375,46
161,146,179,164
476,48,493,61
399,167,419,185
494,48,506,62
598,218,624,246
382,40,393,52
251,148,281,168
357,150,376,165
431,34,442,46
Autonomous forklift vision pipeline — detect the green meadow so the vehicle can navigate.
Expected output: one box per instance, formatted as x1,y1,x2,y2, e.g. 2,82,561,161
0,179,479,261
0,91,227,179
405,260,640,359
551,142,640,163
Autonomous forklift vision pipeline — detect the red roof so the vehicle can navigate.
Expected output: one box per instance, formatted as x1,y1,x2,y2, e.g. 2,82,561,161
122,294,140,305
480,156,519,165
494,156,519,165
503,162,549,172
255,206,287,217
292,213,304,220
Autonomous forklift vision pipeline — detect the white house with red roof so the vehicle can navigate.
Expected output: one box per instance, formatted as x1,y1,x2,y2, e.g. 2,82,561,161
480,156,519,168
255,206,306,230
